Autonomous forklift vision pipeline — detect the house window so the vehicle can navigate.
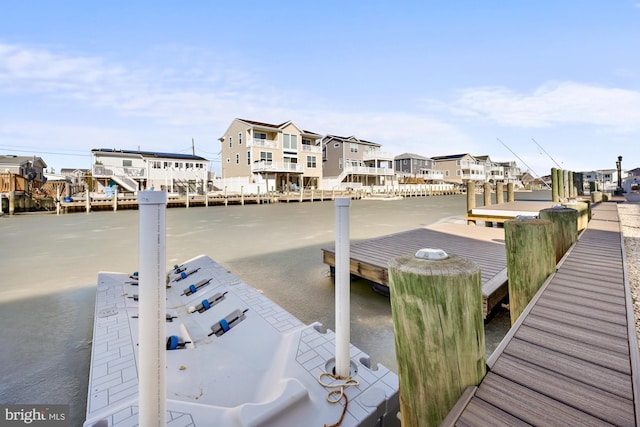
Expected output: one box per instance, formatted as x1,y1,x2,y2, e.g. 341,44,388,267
255,132,267,140
229,136,233,148
339,158,343,169
350,143,358,153
238,133,242,145
456,160,461,166
235,154,239,164
226,158,230,163
122,160,132,167
307,156,317,168
334,143,340,148
247,151,251,165
151,161,161,169
260,152,273,163
403,159,408,165
283,134,298,150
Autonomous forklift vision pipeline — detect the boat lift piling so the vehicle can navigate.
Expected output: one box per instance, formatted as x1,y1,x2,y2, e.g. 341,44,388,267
138,190,168,426
334,197,351,378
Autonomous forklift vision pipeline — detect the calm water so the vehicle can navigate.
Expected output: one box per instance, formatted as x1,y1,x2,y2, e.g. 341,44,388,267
0,191,549,425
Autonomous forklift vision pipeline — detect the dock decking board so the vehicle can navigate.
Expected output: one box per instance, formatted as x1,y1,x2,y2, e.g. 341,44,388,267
448,202,639,426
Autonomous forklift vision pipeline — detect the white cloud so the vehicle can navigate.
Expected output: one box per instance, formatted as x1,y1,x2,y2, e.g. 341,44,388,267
450,82,640,132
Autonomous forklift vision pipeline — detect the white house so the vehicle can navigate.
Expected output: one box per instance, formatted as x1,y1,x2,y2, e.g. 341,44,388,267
91,149,211,194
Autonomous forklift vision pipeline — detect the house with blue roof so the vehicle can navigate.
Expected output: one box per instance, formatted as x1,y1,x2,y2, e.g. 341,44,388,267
91,148,211,194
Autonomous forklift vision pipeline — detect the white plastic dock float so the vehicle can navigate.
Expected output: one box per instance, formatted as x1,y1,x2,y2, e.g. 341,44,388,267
84,255,400,426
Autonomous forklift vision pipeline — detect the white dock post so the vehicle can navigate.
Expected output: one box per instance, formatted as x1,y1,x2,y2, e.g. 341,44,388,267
113,187,118,212
138,190,167,426
335,197,351,377
85,183,90,213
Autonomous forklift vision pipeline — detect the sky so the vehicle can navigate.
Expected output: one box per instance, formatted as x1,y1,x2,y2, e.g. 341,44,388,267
1,1,639,177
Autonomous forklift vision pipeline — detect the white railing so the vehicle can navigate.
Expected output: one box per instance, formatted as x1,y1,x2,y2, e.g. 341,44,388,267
251,161,304,173
417,170,446,181
300,144,322,153
247,138,278,149
93,165,144,191
461,173,487,181
344,165,395,176
363,150,394,161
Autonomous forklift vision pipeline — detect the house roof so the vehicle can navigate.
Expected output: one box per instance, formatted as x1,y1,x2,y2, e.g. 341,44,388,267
0,155,47,168
92,148,208,162
322,135,381,147
394,152,430,161
431,153,473,161
234,118,322,138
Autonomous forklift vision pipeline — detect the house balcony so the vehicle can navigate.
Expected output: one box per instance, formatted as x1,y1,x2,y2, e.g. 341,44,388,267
461,172,487,181
247,138,278,149
93,164,145,179
417,170,445,181
363,150,394,162
300,144,322,154
93,164,145,192
344,165,395,176
251,161,304,174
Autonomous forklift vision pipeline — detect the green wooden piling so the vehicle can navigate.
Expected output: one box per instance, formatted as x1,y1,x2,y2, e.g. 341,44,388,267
592,191,603,203
466,181,476,224
389,252,485,427
551,167,559,202
563,201,590,231
568,171,575,198
505,218,555,325
483,182,491,207
496,182,504,205
557,169,565,200
539,206,579,263
507,182,515,202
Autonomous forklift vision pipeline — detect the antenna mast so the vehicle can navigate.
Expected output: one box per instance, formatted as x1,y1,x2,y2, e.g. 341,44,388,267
497,138,551,189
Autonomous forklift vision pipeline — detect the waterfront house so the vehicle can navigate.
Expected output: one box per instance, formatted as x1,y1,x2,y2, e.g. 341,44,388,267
91,149,211,194
60,168,91,185
393,152,445,183
321,135,395,189
0,154,47,181
474,155,505,184
218,118,323,192
431,153,486,184
495,160,523,186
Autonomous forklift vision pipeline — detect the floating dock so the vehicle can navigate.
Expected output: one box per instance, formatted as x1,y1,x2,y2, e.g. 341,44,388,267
84,255,399,426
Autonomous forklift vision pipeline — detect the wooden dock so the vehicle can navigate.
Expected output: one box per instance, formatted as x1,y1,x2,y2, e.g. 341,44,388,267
58,189,359,213
444,202,640,426
466,200,557,225
322,222,508,318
